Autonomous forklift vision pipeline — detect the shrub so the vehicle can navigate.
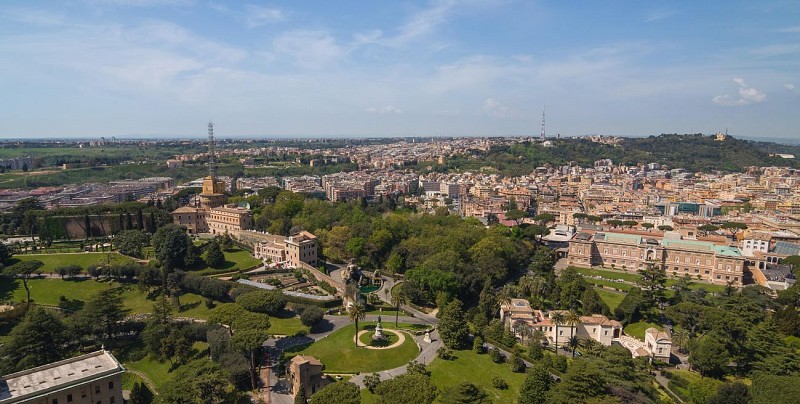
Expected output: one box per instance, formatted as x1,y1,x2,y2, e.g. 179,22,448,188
492,376,508,390
298,305,324,327
510,354,526,373
473,336,486,354
437,346,453,360
236,290,287,315
490,347,505,363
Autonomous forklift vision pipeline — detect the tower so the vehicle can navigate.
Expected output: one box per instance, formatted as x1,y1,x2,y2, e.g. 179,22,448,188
208,121,216,178
540,106,546,140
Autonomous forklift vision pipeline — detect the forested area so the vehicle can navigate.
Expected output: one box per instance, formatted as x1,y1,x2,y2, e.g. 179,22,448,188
430,134,797,177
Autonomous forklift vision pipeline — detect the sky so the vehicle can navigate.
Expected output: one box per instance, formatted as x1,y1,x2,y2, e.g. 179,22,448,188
0,0,798,139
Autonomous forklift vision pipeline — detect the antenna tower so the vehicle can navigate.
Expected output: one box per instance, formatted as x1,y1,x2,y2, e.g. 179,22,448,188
207,121,216,178
540,106,546,140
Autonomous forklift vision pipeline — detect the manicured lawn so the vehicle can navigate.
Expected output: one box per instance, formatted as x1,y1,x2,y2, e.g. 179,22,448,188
623,321,664,340
123,342,209,392
1,278,225,320
294,322,420,373
584,278,634,292
574,267,642,283
194,247,262,274
428,348,528,403
12,252,135,273
267,315,308,336
595,288,626,311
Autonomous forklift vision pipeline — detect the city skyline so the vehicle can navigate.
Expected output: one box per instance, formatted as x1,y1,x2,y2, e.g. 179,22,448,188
1,1,798,138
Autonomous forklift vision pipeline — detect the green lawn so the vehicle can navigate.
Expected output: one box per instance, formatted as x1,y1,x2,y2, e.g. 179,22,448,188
294,322,420,373
12,252,135,273
123,342,209,392
427,349,528,403
623,321,664,340
595,288,626,311
1,278,225,320
267,315,308,336
574,267,642,283
194,247,262,274
584,278,634,292
573,266,728,294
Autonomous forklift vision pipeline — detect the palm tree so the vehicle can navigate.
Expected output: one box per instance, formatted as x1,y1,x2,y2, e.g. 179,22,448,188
348,302,366,348
579,338,604,357
391,287,407,328
530,329,546,348
673,329,690,354
551,311,565,350
564,311,582,341
567,335,580,357
512,320,528,343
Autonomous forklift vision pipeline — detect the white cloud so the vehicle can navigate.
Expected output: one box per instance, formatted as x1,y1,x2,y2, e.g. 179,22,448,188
366,105,403,114
245,5,285,28
643,10,678,23
712,78,766,106
0,8,65,26
786,83,797,92
272,30,343,69
354,0,455,48
482,98,511,117
777,25,800,33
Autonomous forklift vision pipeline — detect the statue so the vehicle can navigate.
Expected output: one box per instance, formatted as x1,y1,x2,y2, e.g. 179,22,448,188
423,331,432,343
372,308,387,341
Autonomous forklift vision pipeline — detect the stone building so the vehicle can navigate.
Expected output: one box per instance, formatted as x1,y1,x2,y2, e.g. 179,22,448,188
568,231,747,286
171,175,254,237
287,355,330,399
0,350,125,404
644,328,672,361
252,231,318,267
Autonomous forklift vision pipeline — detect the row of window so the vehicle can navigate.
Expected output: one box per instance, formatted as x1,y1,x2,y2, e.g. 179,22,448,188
53,381,116,404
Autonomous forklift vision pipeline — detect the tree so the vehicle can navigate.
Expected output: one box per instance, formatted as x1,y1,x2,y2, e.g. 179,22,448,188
708,381,749,404
690,334,730,377
637,261,667,310
533,213,555,226
55,264,81,280
309,381,360,404
720,222,747,237
375,373,437,404
567,335,580,357
0,307,71,374
698,224,720,235
547,359,607,402
152,224,191,271
364,373,382,393
348,302,366,347
298,305,324,327
158,360,241,403
518,364,552,404
439,299,470,349
391,286,407,327
294,383,308,404
510,353,526,373
204,240,225,268
441,382,489,404
641,222,654,231
607,219,623,228
78,288,128,343
235,290,287,315
621,220,638,228
129,382,155,404
564,311,581,341
0,242,11,266
551,311,565,349
115,229,150,258
658,225,674,232
3,260,43,304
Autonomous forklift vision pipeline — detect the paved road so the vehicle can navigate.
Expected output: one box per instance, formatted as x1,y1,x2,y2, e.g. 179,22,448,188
264,313,433,403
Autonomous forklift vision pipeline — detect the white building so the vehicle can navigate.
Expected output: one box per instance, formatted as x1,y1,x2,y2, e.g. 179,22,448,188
644,328,672,361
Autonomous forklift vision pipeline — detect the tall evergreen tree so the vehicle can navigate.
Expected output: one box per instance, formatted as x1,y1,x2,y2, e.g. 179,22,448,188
0,307,71,373
439,299,470,349
518,364,552,404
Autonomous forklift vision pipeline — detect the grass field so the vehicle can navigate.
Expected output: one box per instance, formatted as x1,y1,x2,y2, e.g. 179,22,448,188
595,288,626,311
574,266,728,294
294,322,420,373
12,252,135,273
123,342,210,392
623,321,664,340
361,349,528,403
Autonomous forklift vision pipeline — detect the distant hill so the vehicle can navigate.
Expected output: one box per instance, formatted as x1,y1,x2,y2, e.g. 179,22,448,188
435,134,798,176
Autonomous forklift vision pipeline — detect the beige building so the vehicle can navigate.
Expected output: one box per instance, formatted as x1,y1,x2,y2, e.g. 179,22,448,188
0,350,125,404
568,231,747,286
253,231,318,267
287,355,330,399
644,328,672,361
499,299,622,347
171,175,254,237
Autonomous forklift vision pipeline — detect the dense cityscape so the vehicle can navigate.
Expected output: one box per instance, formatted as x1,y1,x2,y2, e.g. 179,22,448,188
2,1,800,403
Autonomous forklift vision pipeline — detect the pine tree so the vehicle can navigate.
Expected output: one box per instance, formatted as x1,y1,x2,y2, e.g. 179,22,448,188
205,241,225,268
439,299,470,349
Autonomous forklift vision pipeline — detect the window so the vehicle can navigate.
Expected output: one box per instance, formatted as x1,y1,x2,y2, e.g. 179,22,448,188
67,395,73,403
95,386,100,394
109,381,114,390
110,398,115,404
52,399,58,404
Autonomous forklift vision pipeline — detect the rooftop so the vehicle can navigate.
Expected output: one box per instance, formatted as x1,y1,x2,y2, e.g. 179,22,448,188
0,350,124,403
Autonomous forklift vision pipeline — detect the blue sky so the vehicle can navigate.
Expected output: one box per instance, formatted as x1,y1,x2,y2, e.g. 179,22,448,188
0,0,798,139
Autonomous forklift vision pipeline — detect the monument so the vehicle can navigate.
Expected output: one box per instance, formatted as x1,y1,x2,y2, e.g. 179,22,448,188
372,309,387,342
